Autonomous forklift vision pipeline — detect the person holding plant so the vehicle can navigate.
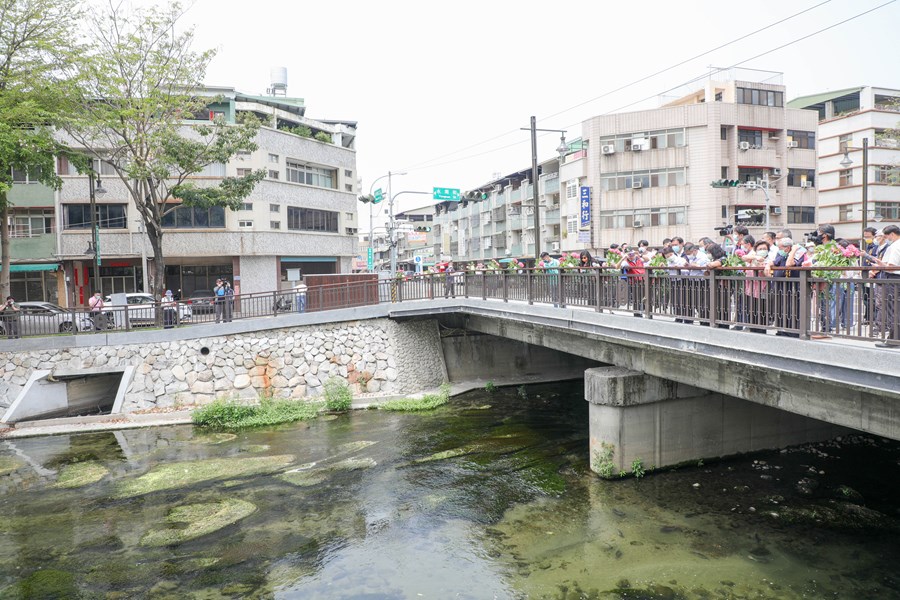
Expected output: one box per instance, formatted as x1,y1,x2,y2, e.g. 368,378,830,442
766,237,803,337
539,251,561,307
621,250,645,317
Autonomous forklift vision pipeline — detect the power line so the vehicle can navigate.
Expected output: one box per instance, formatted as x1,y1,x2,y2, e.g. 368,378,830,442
401,0,894,175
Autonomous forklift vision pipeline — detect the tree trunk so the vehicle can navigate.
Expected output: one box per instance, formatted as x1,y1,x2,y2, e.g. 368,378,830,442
0,194,10,300
148,227,165,301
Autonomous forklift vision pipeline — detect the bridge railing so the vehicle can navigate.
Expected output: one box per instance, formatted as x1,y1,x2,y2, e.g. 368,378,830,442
2,267,897,346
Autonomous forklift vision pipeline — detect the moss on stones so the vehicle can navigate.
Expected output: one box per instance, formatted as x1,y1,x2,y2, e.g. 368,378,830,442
114,454,295,498
53,461,109,489
277,457,376,487
0,455,24,476
140,498,257,547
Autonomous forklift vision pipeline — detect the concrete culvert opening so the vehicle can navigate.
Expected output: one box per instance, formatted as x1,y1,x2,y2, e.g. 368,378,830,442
2,367,133,425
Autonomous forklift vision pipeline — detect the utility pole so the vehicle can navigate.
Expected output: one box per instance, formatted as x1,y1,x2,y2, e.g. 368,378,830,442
521,117,568,260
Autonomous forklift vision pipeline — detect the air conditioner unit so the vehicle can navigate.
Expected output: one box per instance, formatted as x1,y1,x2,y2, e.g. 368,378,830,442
601,144,616,155
633,220,644,228
772,168,781,176
771,206,783,215
745,180,758,190
800,181,813,189
739,141,751,151
787,141,799,148
632,181,643,189
551,242,560,251
631,138,648,151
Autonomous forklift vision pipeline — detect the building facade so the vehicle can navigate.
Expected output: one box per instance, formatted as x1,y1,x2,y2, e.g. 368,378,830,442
6,86,359,306
584,70,819,247
787,86,900,242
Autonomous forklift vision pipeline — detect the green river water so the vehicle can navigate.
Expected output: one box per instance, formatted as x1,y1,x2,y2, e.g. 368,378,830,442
0,382,897,599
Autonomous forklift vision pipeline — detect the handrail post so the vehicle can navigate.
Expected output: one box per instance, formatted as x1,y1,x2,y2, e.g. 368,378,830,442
482,271,487,300
526,270,533,305
708,269,717,327
799,269,810,340
644,270,652,318
503,271,509,302
595,269,602,313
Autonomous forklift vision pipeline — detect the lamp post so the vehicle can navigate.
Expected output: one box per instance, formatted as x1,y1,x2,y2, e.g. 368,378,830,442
364,171,407,272
840,137,869,245
87,167,107,295
387,190,431,278
521,117,567,260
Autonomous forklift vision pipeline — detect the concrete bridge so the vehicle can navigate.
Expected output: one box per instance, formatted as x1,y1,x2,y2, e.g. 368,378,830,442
1,296,897,476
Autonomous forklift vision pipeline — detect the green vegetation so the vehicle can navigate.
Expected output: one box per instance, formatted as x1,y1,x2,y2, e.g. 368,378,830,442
281,124,312,138
592,442,617,479
53,461,109,489
484,381,496,394
314,131,332,143
323,377,353,412
631,458,646,479
115,454,295,498
381,384,450,412
13,569,78,598
517,385,528,400
193,397,322,429
141,499,257,547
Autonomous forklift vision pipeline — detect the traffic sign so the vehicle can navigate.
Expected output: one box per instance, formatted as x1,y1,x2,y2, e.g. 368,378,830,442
367,247,374,271
433,187,460,201
413,255,422,264
373,189,384,203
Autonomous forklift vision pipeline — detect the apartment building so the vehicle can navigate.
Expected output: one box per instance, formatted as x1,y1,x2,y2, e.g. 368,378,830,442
584,69,819,247
787,86,900,241
6,83,359,306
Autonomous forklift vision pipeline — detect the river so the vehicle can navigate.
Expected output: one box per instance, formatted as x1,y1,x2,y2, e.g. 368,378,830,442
0,382,897,599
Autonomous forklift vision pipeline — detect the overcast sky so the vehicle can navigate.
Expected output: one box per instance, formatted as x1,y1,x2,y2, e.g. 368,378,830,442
97,0,900,232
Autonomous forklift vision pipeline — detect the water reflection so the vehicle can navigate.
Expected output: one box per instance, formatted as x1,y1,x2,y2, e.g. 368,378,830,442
0,383,896,599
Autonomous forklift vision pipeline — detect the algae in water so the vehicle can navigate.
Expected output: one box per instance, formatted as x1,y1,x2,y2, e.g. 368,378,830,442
140,498,257,547
53,461,109,489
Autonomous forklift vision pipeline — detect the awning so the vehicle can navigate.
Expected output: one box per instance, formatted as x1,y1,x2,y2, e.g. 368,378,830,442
2,263,60,273
280,257,338,263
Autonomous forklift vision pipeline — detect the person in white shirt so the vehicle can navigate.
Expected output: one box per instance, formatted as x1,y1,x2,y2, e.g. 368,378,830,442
865,224,900,344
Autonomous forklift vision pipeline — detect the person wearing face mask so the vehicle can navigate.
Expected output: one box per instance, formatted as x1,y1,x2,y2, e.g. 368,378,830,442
861,227,878,324
670,237,684,258
743,241,771,333
766,237,803,337
683,242,708,325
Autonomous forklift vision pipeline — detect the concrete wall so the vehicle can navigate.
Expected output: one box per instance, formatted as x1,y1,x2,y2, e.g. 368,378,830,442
585,366,849,476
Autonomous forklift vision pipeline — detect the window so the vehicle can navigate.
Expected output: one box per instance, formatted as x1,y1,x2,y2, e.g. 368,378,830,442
787,206,816,224
236,168,252,177
239,203,253,211
565,180,578,200
600,168,686,191
839,134,852,153
238,220,253,228
874,202,900,220
721,166,728,179
566,218,578,234
10,166,42,184
270,204,280,213
787,130,815,150
345,184,354,192
738,129,763,147
268,154,279,163
599,128,687,153
64,204,127,229
345,228,358,235
344,169,353,177
268,170,279,180
787,169,815,187
345,212,354,221
287,207,339,232
9,209,53,237
236,150,252,159
738,168,764,183
270,221,281,230
737,87,783,107
160,204,226,228
839,169,853,187
875,165,899,184
195,163,226,177
285,160,336,189
838,205,853,221
598,207,687,228
720,126,727,141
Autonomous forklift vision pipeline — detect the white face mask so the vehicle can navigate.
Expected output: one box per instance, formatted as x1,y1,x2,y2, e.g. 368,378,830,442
756,249,768,259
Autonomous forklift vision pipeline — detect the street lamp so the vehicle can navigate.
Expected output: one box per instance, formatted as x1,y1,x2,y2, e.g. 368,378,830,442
521,117,567,259
839,137,868,245
86,166,107,294
362,171,407,272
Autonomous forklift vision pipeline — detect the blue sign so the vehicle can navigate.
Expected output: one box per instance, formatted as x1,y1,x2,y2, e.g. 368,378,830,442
579,186,591,229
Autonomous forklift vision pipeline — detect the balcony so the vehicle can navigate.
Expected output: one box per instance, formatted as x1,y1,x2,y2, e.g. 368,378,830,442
540,174,560,195
508,243,522,256
508,215,522,230
492,208,506,222
492,233,505,248
544,208,560,223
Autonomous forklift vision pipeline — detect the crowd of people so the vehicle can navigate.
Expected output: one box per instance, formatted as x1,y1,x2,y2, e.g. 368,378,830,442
519,223,900,344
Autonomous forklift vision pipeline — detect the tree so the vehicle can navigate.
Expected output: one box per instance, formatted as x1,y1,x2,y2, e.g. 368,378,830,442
67,1,263,301
0,0,83,299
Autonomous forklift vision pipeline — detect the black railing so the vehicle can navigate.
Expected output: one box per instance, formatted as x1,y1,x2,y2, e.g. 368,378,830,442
1,267,898,346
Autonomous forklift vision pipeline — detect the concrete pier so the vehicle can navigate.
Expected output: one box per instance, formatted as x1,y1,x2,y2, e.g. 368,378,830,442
585,366,849,477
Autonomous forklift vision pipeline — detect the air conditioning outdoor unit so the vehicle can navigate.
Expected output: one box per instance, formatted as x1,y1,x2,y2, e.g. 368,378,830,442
633,220,644,228
771,206,783,215
800,181,813,189
772,168,781,176
601,144,616,155
551,242,560,251
632,181,643,189
745,180,758,190
739,141,751,151
631,138,648,151
787,141,799,148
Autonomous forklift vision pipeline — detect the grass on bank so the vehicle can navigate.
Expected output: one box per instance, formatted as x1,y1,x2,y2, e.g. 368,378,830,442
380,384,451,412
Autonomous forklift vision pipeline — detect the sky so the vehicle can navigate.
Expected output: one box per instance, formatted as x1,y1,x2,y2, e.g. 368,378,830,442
92,0,900,230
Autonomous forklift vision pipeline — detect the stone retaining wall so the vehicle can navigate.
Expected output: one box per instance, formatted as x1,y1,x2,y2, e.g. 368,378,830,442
0,318,446,412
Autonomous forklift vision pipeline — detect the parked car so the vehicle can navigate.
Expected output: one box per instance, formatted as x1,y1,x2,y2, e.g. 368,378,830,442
0,301,93,336
186,290,216,314
104,293,192,325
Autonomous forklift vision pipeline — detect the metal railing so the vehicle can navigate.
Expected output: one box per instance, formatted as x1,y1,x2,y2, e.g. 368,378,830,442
2,267,898,346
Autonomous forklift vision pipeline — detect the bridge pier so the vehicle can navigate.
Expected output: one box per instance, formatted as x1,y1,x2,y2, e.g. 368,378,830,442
585,366,849,477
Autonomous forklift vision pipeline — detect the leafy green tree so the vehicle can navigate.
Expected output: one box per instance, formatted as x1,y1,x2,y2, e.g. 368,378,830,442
0,0,83,299
66,1,263,300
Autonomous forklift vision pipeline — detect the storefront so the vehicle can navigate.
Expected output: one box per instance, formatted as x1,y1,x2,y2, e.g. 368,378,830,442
279,257,338,284
5,263,61,304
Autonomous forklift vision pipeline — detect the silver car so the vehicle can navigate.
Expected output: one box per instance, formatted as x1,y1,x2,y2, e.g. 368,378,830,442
1,301,93,336
104,293,192,325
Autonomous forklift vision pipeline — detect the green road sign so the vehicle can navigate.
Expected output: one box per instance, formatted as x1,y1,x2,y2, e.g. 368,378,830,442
433,187,460,201
373,189,384,204
367,247,374,270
